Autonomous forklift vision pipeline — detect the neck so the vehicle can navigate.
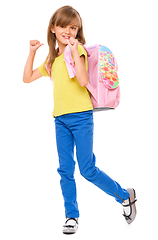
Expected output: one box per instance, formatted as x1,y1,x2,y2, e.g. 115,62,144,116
57,42,67,56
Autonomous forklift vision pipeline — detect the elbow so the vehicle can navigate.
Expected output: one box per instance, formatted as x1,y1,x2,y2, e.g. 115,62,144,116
80,74,89,87
23,76,30,83
23,74,28,83
23,79,28,83
23,78,27,83
80,78,89,87
80,81,89,87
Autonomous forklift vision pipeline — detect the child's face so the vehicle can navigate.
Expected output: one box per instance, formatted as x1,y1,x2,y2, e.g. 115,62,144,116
51,23,79,47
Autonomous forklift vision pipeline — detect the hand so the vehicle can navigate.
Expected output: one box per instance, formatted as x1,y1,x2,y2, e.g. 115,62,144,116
66,37,78,54
29,40,44,52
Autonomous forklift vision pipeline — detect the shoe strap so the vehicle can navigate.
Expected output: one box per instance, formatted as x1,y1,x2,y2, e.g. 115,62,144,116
65,218,78,224
63,225,75,228
122,199,137,207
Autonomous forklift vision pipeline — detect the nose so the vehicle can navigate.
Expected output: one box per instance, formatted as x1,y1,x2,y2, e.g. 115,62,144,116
65,26,71,34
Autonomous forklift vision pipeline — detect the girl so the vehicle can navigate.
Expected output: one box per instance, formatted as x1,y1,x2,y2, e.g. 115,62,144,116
23,5,137,234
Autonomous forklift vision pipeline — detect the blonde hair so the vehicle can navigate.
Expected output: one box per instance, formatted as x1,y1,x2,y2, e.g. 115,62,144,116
46,5,86,66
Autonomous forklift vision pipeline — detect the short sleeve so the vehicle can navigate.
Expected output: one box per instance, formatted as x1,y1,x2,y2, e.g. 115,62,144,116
38,62,49,77
78,44,88,70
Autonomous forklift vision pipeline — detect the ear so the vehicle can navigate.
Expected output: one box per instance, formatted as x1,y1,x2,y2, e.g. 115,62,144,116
51,25,55,33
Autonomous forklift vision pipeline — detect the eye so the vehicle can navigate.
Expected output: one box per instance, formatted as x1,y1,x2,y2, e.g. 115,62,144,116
71,26,78,31
60,26,65,28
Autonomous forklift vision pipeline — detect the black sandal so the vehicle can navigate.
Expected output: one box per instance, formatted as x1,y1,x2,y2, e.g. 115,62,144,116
122,188,137,224
63,218,78,234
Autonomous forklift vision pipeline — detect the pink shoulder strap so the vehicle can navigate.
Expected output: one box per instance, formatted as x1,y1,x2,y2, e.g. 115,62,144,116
63,45,98,101
64,46,76,79
63,44,90,79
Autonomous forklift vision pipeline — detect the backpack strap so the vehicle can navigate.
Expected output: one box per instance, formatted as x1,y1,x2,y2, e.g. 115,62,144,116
63,44,90,79
45,64,53,85
64,45,76,79
86,83,98,102
64,45,97,101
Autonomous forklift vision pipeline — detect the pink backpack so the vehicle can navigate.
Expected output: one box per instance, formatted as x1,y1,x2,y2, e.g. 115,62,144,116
64,44,120,111
46,44,120,111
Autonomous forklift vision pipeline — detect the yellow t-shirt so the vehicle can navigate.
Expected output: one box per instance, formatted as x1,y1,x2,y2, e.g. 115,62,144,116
38,45,93,117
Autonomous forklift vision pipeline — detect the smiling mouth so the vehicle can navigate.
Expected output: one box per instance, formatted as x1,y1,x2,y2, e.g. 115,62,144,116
62,35,70,39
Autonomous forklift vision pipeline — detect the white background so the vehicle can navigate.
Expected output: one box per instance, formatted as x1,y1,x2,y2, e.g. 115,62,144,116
0,0,158,239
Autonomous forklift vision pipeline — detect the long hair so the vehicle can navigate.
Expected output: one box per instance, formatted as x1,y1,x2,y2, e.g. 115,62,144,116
46,5,86,66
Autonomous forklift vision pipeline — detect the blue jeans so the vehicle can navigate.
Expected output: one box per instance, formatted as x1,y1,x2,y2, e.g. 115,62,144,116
55,110,129,218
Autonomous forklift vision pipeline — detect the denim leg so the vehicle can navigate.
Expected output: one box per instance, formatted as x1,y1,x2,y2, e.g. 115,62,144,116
55,117,79,218
71,111,130,203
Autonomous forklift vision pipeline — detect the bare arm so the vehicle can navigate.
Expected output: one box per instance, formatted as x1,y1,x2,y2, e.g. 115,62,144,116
73,53,89,87
66,38,89,87
23,40,44,83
